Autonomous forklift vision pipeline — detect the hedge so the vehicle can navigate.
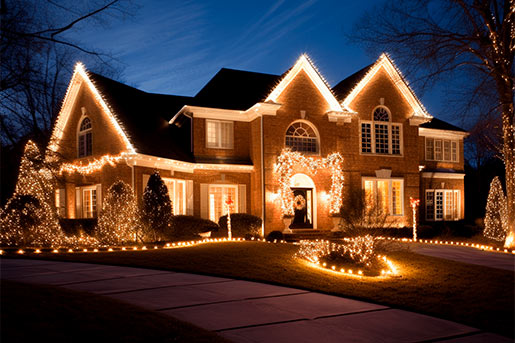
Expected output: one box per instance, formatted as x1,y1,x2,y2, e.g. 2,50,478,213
169,215,219,240
216,213,262,239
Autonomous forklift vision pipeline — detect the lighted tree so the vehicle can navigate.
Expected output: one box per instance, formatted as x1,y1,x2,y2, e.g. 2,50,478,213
484,176,508,241
0,140,64,246
141,171,173,241
96,180,139,245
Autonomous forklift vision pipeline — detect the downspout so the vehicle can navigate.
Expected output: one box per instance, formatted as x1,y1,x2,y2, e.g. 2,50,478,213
261,114,265,237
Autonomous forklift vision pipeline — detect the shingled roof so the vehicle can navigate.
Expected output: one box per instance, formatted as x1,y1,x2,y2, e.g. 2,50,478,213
332,64,374,101
420,117,467,132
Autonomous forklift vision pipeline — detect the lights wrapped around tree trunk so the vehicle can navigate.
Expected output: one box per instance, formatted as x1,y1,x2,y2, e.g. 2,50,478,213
410,197,420,241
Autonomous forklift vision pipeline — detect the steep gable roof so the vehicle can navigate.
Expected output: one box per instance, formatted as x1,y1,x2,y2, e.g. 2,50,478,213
332,64,374,101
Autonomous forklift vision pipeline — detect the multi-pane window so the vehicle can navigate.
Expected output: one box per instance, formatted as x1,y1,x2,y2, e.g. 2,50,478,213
285,122,319,154
363,178,404,216
361,107,402,155
206,120,233,149
162,178,186,215
208,185,237,222
78,117,92,157
425,190,460,221
83,187,97,218
425,138,459,162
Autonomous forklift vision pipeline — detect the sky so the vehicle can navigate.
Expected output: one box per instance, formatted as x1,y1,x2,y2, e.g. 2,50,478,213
71,0,452,124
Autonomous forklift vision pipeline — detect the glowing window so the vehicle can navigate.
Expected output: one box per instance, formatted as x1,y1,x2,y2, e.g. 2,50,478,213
425,189,460,221
285,122,319,154
78,117,92,157
208,185,237,222
162,178,186,215
206,120,233,149
82,186,97,218
362,178,404,216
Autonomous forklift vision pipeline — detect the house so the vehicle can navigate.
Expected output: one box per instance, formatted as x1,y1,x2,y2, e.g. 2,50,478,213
48,53,467,235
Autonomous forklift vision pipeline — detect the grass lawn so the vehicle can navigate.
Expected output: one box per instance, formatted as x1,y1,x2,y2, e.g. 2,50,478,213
5,241,514,338
1,280,229,343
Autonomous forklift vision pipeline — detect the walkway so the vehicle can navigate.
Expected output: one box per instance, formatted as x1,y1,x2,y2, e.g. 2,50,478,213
1,259,511,343
409,243,515,271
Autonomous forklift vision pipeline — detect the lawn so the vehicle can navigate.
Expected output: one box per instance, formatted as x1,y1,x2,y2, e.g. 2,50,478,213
1,280,229,343
4,241,514,338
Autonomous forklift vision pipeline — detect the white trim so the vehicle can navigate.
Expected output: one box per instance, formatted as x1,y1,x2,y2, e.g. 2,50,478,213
421,172,465,179
342,53,432,119
265,54,343,113
425,189,461,221
359,119,403,156
419,127,468,139
77,114,92,158
425,137,459,163
284,119,321,155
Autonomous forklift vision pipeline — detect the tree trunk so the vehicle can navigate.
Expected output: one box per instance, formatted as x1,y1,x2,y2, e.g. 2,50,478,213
500,93,515,248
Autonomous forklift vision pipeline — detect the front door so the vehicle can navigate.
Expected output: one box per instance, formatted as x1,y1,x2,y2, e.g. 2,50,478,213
291,188,313,229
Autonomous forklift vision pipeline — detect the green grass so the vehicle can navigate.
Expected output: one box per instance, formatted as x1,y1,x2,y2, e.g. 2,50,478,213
5,241,514,338
1,280,229,343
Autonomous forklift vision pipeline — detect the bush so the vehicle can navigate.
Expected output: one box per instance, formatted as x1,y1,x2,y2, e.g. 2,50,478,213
59,219,97,236
169,215,219,240
216,213,262,239
141,171,173,241
266,231,284,242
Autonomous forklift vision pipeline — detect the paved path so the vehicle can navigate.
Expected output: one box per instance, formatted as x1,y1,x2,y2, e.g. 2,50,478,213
1,259,511,343
409,243,515,271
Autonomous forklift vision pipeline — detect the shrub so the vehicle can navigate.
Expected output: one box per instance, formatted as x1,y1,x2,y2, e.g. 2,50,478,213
266,231,284,242
59,219,97,236
216,213,262,239
169,215,219,240
141,171,173,241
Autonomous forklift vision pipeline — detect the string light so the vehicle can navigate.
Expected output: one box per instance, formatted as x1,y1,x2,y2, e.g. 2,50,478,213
484,177,508,241
59,153,126,175
410,197,420,241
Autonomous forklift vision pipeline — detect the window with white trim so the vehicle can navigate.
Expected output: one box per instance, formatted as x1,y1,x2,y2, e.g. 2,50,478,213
162,178,186,215
285,121,319,154
425,138,459,162
82,186,97,218
206,120,233,149
362,178,404,216
78,117,92,157
360,107,402,155
425,189,460,221
208,184,237,222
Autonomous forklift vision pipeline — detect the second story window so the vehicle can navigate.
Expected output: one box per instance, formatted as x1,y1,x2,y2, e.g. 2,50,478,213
361,107,402,155
285,121,319,154
78,117,92,157
206,120,233,149
425,138,458,162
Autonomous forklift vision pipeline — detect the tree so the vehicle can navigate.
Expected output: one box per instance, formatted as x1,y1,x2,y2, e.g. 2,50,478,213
141,171,173,241
351,0,514,247
483,176,508,241
0,140,65,246
96,180,139,245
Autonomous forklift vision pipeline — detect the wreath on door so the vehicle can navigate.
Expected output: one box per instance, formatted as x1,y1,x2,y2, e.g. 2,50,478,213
294,194,306,210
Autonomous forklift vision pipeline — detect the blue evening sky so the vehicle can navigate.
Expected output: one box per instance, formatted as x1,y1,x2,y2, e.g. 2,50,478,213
73,0,453,124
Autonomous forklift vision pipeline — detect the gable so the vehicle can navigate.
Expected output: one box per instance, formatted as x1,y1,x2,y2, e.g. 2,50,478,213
266,54,342,113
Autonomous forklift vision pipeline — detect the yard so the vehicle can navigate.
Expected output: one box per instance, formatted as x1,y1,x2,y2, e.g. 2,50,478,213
5,240,514,338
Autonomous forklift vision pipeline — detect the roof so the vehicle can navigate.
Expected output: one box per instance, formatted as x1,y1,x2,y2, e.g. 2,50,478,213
420,117,466,132
88,72,195,161
332,64,374,101
194,68,281,110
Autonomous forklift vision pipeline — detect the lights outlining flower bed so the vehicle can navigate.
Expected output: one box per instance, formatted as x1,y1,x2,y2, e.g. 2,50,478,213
295,235,398,277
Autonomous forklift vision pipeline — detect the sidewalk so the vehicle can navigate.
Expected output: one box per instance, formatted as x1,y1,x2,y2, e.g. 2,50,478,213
1,258,511,343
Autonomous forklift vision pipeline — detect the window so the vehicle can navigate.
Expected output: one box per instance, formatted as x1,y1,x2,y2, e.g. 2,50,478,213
425,189,460,221
206,120,233,149
82,186,97,218
361,107,402,155
285,121,319,154
78,117,92,157
162,178,186,215
362,178,404,216
208,185,237,222
425,137,459,162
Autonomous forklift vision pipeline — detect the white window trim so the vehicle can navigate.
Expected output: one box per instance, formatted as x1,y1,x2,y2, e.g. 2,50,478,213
425,189,461,221
208,184,238,222
162,177,187,215
360,120,403,156
82,185,98,218
361,177,404,216
425,137,459,162
77,115,92,158
205,119,234,149
284,120,321,155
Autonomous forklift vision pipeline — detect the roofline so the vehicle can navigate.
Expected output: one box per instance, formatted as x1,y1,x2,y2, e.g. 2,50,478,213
169,103,281,123
418,127,469,138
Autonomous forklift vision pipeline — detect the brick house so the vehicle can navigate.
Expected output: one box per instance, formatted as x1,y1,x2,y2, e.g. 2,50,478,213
49,53,467,235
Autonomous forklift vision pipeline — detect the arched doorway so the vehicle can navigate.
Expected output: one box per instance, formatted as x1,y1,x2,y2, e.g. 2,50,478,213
290,174,316,229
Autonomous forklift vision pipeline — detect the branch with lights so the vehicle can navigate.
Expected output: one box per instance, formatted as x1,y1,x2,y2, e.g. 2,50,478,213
274,149,344,217
59,153,127,175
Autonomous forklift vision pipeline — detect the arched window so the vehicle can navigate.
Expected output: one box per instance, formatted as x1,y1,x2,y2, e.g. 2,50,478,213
361,106,402,155
78,117,92,157
285,121,319,154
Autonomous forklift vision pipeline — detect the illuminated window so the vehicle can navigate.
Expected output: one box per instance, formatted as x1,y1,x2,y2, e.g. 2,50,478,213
285,121,319,154
425,189,460,221
361,107,402,155
162,178,186,215
362,178,404,216
78,117,92,157
425,138,458,162
206,120,233,149
82,186,97,218
208,185,237,222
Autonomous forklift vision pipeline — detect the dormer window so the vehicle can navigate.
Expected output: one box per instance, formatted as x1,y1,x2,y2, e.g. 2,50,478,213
361,106,402,155
285,121,319,154
206,119,233,149
78,117,92,157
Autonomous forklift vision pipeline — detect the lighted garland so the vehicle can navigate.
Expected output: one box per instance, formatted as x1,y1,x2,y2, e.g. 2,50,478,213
59,153,126,175
484,176,508,241
274,149,344,217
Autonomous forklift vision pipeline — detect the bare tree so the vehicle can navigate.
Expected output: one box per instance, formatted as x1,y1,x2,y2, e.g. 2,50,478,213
351,0,514,247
